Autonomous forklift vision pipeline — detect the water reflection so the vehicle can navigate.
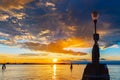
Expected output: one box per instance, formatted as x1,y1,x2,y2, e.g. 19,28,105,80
1,69,5,80
0,65,87,80
52,64,56,80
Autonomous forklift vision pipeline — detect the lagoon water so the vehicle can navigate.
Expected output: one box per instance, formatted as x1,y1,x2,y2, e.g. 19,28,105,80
0,64,120,80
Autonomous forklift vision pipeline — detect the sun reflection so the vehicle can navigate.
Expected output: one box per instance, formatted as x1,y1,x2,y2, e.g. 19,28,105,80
52,64,57,80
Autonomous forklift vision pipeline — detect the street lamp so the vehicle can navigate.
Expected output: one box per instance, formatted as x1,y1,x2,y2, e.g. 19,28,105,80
91,11,99,34
91,11,100,64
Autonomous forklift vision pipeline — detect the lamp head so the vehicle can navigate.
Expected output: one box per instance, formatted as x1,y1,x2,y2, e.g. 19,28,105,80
91,11,99,21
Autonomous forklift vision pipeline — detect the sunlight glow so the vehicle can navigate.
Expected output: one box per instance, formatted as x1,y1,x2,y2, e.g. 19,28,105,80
53,58,58,63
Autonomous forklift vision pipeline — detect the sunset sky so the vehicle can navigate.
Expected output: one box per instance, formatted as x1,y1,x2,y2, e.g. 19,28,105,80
0,0,120,63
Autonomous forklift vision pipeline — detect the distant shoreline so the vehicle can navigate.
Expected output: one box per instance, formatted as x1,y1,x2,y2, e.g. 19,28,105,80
0,61,120,65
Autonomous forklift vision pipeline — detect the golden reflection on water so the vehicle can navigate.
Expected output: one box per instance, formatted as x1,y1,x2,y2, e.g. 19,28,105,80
0,65,87,80
52,64,56,80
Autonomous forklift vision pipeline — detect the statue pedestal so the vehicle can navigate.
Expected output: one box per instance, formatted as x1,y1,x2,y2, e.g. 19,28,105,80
82,63,110,80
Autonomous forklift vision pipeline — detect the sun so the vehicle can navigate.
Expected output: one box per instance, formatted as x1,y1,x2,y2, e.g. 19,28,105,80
53,58,58,63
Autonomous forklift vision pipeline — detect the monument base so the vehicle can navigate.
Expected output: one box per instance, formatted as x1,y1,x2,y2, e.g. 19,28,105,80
82,63,110,80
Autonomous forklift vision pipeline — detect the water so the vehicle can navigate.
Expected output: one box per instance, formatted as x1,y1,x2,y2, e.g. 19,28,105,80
0,64,120,80
108,65,120,80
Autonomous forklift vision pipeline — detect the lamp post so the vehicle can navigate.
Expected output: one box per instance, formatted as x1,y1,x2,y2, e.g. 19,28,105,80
82,11,110,80
91,11,100,64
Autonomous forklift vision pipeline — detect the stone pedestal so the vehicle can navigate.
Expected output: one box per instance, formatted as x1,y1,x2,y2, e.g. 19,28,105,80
82,63,110,80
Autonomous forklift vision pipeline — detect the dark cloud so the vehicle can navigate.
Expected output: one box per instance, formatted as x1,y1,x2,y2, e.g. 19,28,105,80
19,53,39,56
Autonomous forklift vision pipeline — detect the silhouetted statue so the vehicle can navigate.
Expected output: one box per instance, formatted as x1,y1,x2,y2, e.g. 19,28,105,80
92,34,100,64
82,34,109,80
82,12,110,80
2,64,6,70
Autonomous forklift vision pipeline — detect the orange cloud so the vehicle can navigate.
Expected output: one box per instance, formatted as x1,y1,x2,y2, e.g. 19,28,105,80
23,38,91,55
0,0,33,10
0,14,9,21
0,0,33,20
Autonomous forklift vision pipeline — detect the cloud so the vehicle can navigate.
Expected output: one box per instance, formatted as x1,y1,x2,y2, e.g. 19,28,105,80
19,53,39,57
107,44,119,48
0,32,10,38
0,39,16,46
11,12,26,20
0,0,33,21
22,38,88,55
38,30,51,36
0,14,9,21
0,0,120,56
45,2,55,7
0,0,33,10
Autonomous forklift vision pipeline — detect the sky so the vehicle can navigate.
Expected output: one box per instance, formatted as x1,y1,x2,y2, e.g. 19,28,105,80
0,0,120,63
